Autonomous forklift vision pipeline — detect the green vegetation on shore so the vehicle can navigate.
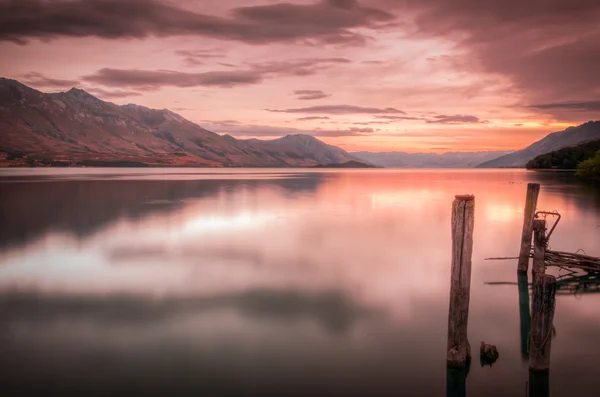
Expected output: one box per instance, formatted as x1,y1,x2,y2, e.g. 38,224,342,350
526,139,600,179
576,150,600,179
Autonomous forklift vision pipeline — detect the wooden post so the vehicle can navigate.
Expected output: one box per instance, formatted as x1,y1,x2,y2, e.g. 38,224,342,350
530,274,556,372
517,272,531,362
529,369,550,397
518,183,540,272
532,219,547,279
447,195,475,368
446,367,467,397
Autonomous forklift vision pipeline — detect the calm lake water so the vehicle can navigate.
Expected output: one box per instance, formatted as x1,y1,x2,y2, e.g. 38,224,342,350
0,169,599,396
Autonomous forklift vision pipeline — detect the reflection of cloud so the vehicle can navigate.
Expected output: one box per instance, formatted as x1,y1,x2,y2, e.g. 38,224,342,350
182,212,275,235
0,289,380,334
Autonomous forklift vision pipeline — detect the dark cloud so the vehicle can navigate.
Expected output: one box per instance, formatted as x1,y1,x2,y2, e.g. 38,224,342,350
374,115,425,121
293,90,331,100
20,72,79,88
361,60,385,64
380,0,600,119
425,114,486,124
0,0,395,45
514,123,524,126
204,120,374,137
175,49,225,67
82,58,349,90
85,87,143,98
82,68,263,89
266,105,405,114
353,121,390,125
296,116,331,121
528,101,600,112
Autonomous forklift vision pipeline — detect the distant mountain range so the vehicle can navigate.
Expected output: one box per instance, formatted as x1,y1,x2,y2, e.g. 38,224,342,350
477,121,600,168
0,78,359,167
2,77,599,169
352,150,514,168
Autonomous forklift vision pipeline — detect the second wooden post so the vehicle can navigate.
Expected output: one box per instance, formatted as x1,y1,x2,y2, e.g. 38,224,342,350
518,183,540,272
530,274,557,372
447,195,475,368
532,219,547,278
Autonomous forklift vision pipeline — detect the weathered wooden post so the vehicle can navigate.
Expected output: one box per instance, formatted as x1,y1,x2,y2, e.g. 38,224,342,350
447,195,475,368
532,219,547,278
517,272,531,362
530,274,556,372
446,367,467,397
518,183,540,272
529,369,550,397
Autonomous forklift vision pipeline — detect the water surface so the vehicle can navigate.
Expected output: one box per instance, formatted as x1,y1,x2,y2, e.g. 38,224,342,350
1,169,599,396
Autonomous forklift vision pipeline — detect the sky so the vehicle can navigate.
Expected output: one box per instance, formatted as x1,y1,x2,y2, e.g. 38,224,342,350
1,0,599,153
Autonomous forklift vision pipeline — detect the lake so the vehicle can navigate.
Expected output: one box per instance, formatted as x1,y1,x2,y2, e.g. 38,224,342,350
0,169,599,396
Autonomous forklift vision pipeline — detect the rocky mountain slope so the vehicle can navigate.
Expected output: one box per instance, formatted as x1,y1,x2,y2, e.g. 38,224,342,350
477,121,600,168
0,78,358,167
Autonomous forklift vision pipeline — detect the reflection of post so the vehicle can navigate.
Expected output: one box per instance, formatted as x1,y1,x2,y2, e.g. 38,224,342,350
530,274,557,372
446,367,467,397
518,183,540,272
529,369,550,397
532,219,547,279
447,195,475,368
517,272,531,362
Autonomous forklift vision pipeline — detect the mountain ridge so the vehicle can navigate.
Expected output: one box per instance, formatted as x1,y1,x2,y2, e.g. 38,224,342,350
0,78,360,167
477,121,600,168
352,150,514,168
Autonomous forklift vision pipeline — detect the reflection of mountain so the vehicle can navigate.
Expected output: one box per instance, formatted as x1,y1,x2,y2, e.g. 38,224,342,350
0,289,378,334
0,174,323,250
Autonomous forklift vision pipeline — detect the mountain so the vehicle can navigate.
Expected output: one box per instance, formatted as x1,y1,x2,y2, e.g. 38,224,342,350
312,160,376,168
477,121,600,168
0,78,357,167
526,139,600,170
351,150,514,168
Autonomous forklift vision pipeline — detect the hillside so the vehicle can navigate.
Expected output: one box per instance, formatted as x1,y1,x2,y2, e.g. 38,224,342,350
352,150,513,168
526,139,600,169
0,78,357,167
477,121,600,168
311,160,375,168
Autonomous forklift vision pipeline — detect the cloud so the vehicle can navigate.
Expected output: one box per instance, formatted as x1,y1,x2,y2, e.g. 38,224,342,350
528,101,600,112
85,87,143,98
0,0,395,45
20,72,79,88
266,105,405,115
293,90,331,100
425,114,486,124
175,49,226,67
250,58,351,76
204,120,374,137
81,58,349,90
384,0,600,118
82,68,263,89
374,115,425,121
296,116,331,121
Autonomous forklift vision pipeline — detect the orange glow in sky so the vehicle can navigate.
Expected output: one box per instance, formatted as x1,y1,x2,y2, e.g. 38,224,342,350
1,0,597,152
